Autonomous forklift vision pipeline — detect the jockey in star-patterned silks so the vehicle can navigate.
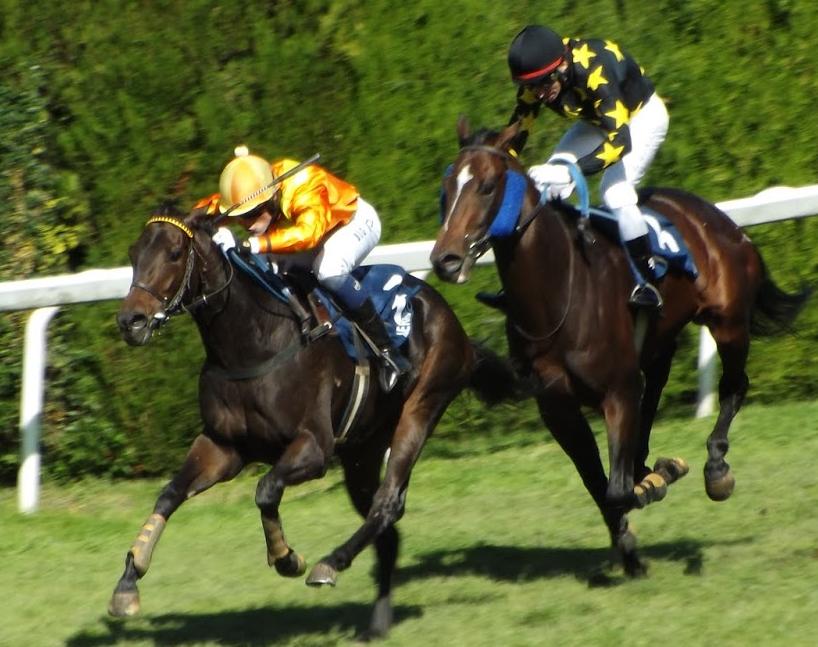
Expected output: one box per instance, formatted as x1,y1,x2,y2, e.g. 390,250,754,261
507,25,669,309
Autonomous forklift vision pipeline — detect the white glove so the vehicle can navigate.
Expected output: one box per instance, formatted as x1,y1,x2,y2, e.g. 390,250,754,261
546,180,575,202
212,227,237,252
527,163,574,201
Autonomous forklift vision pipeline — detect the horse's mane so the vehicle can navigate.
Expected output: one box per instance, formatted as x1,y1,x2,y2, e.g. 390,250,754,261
461,128,501,147
151,200,185,218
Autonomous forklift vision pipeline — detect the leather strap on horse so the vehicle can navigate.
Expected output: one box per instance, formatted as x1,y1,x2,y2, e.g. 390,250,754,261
335,332,372,444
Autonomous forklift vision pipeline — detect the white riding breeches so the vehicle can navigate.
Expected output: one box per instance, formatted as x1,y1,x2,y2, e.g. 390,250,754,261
549,93,669,242
268,197,382,281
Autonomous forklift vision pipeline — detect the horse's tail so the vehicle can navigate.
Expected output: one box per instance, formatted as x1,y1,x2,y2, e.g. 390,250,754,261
467,341,532,405
751,259,812,336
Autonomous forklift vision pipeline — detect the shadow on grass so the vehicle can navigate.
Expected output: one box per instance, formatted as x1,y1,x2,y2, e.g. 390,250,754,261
66,603,422,647
399,536,752,586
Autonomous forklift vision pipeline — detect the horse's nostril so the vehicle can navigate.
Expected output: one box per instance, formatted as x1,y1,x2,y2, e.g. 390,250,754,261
435,254,464,276
117,311,148,331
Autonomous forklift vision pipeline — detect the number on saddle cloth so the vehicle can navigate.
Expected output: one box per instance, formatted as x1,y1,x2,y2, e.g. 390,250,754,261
319,265,422,362
586,207,698,280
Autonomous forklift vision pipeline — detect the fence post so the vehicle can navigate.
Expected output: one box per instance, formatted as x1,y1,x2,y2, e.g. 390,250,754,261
17,306,60,514
696,327,718,418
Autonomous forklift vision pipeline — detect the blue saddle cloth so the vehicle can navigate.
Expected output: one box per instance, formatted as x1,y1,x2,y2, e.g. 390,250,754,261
587,206,698,280
317,264,421,360
234,254,420,363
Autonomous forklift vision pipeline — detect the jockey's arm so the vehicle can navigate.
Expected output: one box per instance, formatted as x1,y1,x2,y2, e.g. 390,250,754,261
507,87,540,155
251,186,333,254
576,86,633,176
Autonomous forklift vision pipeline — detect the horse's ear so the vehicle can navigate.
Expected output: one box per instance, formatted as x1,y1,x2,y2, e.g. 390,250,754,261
456,115,472,146
187,206,217,236
496,120,522,152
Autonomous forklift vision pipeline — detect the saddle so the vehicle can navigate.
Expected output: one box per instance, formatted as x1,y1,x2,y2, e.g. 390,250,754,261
231,252,419,363
579,204,698,281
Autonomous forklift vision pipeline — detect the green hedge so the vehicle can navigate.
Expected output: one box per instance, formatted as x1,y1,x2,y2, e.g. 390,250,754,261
2,0,818,481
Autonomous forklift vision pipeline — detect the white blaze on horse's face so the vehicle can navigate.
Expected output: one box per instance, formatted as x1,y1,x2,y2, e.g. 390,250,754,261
443,163,474,232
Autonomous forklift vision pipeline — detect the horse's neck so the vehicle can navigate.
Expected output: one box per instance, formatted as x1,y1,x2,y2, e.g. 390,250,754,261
191,250,299,363
494,203,579,321
496,202,573,281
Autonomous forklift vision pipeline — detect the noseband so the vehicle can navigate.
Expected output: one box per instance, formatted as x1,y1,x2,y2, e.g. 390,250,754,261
131,216,233,323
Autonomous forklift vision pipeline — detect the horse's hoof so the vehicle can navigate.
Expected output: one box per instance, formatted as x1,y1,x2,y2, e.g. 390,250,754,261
364,597,393,640
108,590,140,617
705,469,735,501
274,550,307,577
306,562,338,587
612,530,646,578
654,457,689,485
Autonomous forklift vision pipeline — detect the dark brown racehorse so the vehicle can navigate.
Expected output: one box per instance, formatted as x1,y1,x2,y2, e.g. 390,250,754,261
431,118,809,575
111,203,519,638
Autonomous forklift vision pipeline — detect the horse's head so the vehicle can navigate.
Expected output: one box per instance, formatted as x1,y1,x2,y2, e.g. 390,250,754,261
431,117,529,283
117,203,219,346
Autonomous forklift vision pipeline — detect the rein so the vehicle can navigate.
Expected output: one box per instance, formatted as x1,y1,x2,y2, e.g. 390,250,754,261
457,143,577,343
132,216,234,324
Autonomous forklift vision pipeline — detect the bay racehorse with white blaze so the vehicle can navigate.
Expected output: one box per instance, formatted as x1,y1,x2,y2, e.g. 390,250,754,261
430,117,810,575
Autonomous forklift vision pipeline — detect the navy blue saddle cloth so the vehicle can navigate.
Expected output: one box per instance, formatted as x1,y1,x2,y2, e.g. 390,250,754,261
586,206,698,280
315,264,421,359
232,252,420,362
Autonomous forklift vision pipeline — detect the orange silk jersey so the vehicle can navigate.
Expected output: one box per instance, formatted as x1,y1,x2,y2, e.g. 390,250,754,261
196,159,359,253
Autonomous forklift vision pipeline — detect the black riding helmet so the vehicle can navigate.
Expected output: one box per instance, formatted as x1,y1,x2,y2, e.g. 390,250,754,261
508,25,566,85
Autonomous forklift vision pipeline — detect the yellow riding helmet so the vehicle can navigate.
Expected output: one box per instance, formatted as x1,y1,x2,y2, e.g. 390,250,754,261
218,145,274,216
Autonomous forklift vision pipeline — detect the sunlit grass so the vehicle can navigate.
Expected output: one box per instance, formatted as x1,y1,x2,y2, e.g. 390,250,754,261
3,401,818,646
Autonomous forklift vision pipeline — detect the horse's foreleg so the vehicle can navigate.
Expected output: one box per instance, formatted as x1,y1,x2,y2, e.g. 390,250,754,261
637,341,677,478
256,429,329,577
638,342,690,489
704,325,749,501
536,393,643,575
108,434,243,617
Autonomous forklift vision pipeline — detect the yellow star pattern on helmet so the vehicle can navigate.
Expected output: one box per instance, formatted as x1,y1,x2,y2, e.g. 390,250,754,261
604,100,630,128
604,40,624,61
587,66,608,91
596,141,624,165
572,43,596,69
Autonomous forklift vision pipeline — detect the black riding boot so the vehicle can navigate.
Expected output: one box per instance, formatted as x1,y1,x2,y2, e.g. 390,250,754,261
476,289,508,312
625,235,663,309
347,298,411,392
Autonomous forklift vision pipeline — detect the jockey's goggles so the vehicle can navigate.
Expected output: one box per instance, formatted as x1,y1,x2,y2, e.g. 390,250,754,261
235,197,274,221
519,69,562,90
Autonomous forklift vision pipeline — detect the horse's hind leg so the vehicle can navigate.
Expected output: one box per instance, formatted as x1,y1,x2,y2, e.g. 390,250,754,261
256,429,330,577
331,434,397,639
108,433,243,617
703,322,750,501
307,386,452,591
536,393,645,577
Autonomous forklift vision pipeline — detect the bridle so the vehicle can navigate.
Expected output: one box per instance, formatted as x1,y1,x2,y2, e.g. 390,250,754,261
130,215,234,325
454,143,577,344
454,144,533,262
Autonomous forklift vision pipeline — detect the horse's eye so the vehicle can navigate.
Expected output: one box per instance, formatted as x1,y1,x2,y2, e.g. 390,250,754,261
479,180,497,195
168,248,183,262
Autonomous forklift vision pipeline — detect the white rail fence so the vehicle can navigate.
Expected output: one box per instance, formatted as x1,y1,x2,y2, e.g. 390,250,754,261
4,184,818,513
